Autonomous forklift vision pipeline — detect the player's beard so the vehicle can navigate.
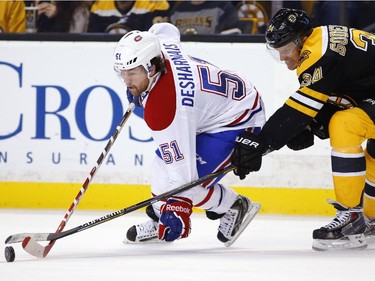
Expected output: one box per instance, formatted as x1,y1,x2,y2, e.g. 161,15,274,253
127,86,142,96
127,79,149,96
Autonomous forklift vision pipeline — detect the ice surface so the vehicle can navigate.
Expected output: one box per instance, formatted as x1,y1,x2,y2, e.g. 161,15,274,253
1,210,374,281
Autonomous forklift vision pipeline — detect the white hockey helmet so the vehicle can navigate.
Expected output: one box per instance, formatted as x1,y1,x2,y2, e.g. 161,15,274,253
114,30,162,78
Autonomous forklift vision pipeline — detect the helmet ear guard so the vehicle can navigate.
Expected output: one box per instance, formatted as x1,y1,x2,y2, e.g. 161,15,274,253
113,30,162,78
265,8,312,49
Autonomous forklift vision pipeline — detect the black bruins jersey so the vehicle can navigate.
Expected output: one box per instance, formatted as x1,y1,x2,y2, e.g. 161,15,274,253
261,25,375,150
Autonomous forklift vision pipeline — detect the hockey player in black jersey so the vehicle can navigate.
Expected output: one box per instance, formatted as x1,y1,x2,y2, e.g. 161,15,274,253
231,8,375,250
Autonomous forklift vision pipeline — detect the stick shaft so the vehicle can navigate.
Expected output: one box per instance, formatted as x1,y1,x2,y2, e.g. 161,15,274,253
49,165,235,241
49,149,273,241
40,103,135,257
5,165,234,246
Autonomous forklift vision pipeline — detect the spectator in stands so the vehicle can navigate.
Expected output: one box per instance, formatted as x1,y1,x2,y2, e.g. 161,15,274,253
233,0,308,34
87,0,135,32
235,1,271,34
310,1,375,30
87,0,170,34
350,1,375,31
34,1,91,33
170,0,242,35
310,1,348,26
0,0,26,33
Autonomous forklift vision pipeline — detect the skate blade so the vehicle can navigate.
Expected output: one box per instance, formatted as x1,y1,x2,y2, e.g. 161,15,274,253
312,234,367,251
365,233,375,243
123,237,167,244
224,202,261,247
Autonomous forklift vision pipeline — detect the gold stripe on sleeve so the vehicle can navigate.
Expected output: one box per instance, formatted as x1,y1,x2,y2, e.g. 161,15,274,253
298,86,329,103
285,98,319,117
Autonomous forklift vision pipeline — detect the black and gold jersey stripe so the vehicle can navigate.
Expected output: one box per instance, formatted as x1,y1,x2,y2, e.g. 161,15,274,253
286,87,329,118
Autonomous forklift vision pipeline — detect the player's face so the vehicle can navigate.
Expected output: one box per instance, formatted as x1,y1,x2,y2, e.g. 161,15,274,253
121,66,149,96
276,42,301,70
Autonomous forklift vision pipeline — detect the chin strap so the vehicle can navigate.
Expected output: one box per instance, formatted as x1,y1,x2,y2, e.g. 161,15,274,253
145,72,161,93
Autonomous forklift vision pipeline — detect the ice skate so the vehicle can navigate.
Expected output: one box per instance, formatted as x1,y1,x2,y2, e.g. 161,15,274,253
364,217,375,243
312,199,367,251
125,205,162,244
217,195,261,247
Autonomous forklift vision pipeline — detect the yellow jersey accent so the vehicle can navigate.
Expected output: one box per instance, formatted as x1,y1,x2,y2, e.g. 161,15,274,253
91,0,169,16
90,1,121,17
133,0,170,13
0,1,26,33
298,27,325,75
285,98,318,117
298,86,329,103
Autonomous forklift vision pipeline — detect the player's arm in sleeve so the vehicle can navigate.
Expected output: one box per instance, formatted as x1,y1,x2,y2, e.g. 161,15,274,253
286,102,342,150
232,43,344,178
232,85,330,179
261,103,314,150
231,103,313,179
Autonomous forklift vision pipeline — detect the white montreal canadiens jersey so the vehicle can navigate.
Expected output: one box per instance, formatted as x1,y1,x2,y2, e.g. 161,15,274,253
143,23,265,189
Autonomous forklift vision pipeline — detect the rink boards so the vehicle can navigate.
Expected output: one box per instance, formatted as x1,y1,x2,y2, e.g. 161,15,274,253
0,182,335,216
0,40,335,215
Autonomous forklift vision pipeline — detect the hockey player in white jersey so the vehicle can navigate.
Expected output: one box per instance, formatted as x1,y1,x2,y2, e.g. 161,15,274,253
113,23,265,245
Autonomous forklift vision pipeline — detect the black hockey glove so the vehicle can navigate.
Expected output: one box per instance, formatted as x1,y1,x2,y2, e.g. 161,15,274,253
310,102,343,140
287,128,314,151
309,120,329,139
231,131,268,180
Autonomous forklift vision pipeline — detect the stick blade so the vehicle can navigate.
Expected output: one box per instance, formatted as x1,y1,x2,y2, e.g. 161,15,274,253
22,236,55,258
6,233,50,244
5,234,27,244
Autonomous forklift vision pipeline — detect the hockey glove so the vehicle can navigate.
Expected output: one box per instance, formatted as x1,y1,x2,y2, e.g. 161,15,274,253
287,128,314,151
158,197,193,242
126,89,141,107
231,131,268,180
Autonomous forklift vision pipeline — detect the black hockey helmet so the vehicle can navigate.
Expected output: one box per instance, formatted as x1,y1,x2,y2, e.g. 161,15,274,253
265,8,312,49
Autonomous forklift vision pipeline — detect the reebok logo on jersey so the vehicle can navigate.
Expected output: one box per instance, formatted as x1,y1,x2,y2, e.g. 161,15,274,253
165,205,191,214
235,136,260,148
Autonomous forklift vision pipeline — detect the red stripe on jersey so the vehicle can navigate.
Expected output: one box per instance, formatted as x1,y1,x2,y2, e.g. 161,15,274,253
251,90,259,110
144,60,176,131
226,109,250,126
194,186,214,207
225,89,259,126
202,156,232,188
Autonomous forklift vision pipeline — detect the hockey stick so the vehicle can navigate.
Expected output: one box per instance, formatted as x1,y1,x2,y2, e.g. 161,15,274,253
14,103,135,258
5,165,236,258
